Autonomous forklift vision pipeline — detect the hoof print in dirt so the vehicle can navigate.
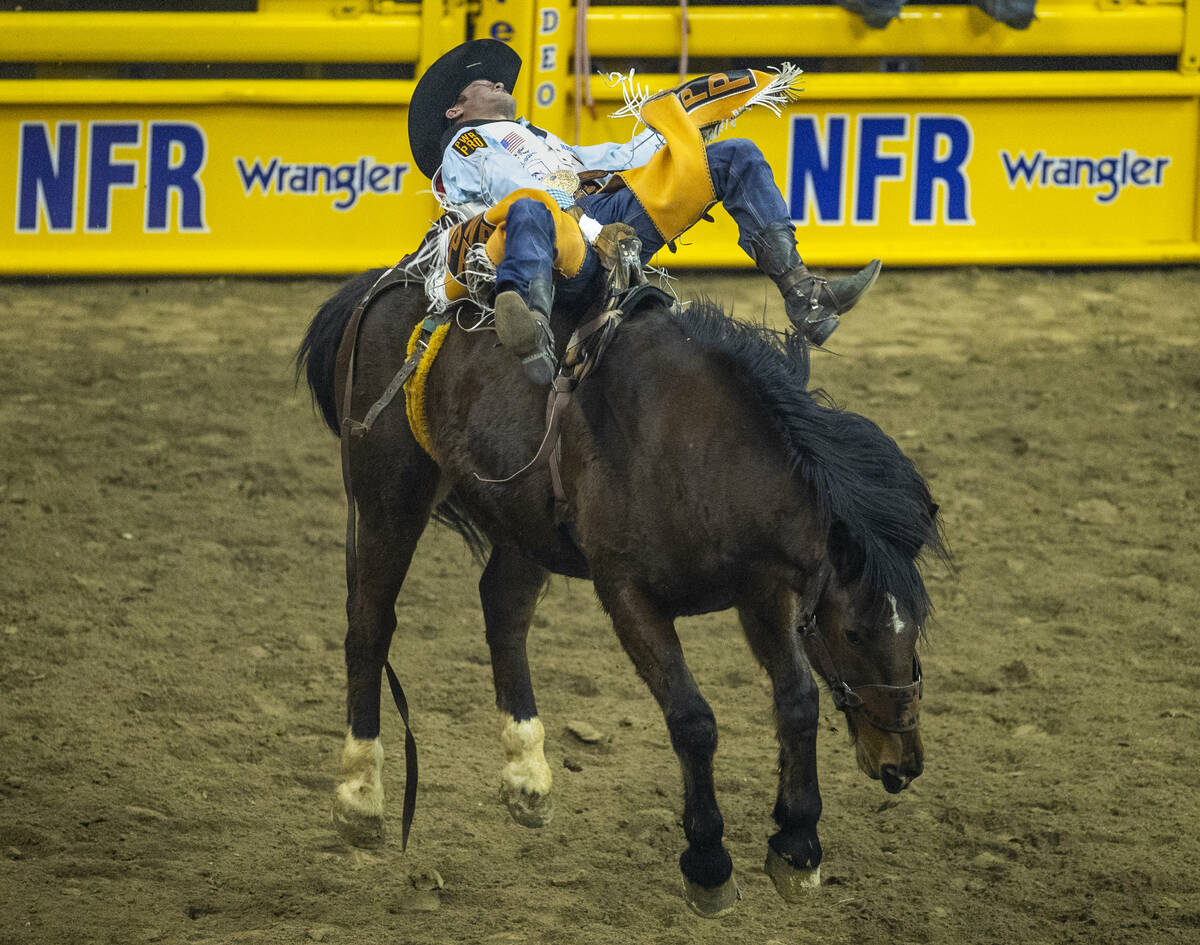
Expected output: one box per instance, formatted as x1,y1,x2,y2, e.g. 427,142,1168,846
564,720,609,746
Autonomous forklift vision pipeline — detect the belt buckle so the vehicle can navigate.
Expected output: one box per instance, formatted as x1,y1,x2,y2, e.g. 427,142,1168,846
542,169,582,196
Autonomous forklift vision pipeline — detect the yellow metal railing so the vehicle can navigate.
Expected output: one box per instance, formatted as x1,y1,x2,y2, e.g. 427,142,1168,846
584,68,1200,107
582,2,1188,59
1184,0,1200,70
2,0,1199,272
2,2,1190,68
0,13,420,64
0,0,467,74
0,79,416,106
4,2,1187,66
0,0,470,96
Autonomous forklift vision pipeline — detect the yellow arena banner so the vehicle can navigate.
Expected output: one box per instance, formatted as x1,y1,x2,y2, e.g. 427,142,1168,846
0,0,466,276
1,86,439,274
572,73,1200,268
2,1,1200,273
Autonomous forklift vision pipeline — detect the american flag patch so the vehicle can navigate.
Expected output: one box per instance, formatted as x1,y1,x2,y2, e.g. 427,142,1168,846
501,132,524,153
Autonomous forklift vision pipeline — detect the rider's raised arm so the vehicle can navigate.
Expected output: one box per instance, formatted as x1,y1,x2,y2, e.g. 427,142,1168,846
563,128,663,173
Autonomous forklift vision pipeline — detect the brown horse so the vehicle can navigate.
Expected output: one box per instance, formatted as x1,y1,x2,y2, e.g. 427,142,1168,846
297,269,945,915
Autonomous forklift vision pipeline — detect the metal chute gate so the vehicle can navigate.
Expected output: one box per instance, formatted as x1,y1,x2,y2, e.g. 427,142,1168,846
2,0,1197,273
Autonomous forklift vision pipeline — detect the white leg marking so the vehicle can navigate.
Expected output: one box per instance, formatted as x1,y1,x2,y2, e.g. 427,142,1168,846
500,713,553,797
886,593,906,635
335,731,384,817
499,713,553,826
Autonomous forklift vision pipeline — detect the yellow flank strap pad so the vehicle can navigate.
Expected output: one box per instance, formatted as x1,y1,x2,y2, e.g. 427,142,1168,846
403,318,451,458
617,69,786,243
442,189,587,303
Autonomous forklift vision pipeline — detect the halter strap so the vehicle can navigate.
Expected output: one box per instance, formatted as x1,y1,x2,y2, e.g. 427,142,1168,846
796,564,923,734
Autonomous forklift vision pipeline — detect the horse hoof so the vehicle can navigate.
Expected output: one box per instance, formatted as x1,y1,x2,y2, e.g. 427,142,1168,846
500,783,553,828
683,875,741,918
332,796,385,848
764,848,821,902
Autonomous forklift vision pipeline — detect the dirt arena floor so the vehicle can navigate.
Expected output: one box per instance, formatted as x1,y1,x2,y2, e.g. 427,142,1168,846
1,265,1198,945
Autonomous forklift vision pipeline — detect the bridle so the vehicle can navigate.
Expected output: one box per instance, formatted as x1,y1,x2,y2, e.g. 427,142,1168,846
795,564,923,734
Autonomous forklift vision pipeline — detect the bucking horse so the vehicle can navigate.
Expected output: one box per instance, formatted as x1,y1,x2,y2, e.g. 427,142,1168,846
297,260,945,916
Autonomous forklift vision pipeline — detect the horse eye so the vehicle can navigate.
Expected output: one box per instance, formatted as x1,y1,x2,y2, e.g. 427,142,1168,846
845,630,863,647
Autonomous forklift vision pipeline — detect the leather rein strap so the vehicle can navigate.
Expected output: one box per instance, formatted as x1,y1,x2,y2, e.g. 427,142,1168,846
546,283,674,514
796,564,923,734
546,304,627,514
472,283,673,521
334,261,425,851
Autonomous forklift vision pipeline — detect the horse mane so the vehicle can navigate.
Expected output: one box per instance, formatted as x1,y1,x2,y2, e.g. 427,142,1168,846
672,299,947,628
298,277,946,621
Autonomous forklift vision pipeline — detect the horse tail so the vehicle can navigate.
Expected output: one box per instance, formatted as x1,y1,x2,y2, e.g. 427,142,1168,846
295,268,387,436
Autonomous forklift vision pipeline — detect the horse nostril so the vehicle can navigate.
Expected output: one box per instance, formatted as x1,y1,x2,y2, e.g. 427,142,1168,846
880,764,905,794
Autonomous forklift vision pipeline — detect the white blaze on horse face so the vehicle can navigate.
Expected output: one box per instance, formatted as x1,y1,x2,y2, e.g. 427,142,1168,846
886,593,906,636
500,713,553,798
335,731,385,817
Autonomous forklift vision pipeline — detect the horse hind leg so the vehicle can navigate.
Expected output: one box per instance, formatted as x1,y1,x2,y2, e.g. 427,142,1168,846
596,579,739,917
333,449,439,848
334,730,385,847
738,588,824,901
479,548,554,827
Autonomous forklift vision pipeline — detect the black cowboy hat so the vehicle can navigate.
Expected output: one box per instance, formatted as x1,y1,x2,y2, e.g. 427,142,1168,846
408,39,522,179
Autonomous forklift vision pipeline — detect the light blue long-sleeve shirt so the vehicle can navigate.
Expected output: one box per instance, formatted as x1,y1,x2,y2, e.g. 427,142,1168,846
438,117,662,211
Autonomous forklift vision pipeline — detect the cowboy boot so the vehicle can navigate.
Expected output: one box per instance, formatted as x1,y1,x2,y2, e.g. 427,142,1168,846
493,272,557,385
749,220,882,346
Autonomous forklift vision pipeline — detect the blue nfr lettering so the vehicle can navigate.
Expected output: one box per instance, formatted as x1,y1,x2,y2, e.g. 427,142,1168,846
855,116,907,224
913,116,972,224
17,121,78,233
787,115,845,224
146,122,207,232
86,122,140,232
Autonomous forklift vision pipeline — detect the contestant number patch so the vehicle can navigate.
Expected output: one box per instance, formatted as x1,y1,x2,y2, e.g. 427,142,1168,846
452,130,487,157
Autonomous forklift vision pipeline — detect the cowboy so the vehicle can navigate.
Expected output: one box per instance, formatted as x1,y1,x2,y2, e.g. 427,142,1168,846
408,39,881,384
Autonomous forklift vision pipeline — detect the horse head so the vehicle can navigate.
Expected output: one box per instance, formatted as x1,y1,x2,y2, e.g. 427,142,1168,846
797,511,939,794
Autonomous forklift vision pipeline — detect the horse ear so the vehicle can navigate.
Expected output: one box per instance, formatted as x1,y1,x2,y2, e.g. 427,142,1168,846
829,519,866,584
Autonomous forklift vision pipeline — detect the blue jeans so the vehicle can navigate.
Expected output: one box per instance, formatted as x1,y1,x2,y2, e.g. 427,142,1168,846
493,197,601,305
495,138,787,299
578,138,789,261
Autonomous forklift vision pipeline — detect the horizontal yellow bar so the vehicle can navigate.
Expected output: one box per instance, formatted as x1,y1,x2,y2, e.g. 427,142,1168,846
649,241,1200,269
0,12,422,62
7,70,1197,109
587,70,1200,102
3,241,1198,275
0,79,416,106
0,247,422,276
586,4,1185,58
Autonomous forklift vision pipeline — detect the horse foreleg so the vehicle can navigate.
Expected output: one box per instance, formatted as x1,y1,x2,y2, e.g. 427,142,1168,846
479,547,553,827
597,580,738,918
333,462,436,848
739,590,824,900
